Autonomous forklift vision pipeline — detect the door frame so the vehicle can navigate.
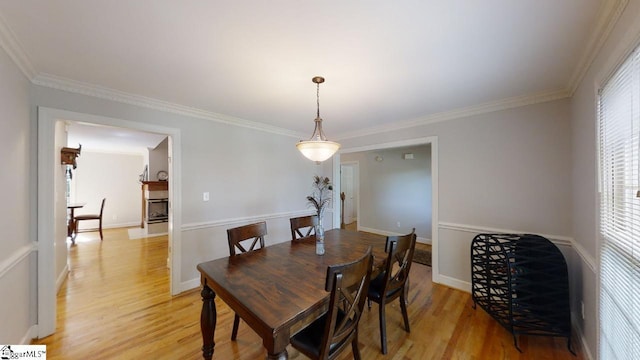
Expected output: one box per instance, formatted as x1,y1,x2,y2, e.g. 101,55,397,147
37,107,182,337
332,136,439,283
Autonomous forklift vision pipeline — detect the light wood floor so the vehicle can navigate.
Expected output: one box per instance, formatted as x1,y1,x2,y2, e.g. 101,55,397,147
33,227,583,359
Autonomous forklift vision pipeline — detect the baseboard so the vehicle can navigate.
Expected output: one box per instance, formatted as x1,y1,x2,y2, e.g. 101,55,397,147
572,319,595,360
20,325,37,344
436,274,471,293
180,278,200,293
55,263,69,294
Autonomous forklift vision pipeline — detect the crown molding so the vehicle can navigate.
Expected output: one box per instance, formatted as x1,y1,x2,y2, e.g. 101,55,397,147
336,88,570,140
31,73,303,139
567,0,629,95
2,1,627,140
0,12,36,79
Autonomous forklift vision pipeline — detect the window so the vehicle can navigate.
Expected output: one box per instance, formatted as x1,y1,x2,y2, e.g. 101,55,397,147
598,46,640,359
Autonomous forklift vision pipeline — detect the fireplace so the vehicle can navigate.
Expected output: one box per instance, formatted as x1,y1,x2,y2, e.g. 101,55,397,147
146,199,168,223
141,181,169,234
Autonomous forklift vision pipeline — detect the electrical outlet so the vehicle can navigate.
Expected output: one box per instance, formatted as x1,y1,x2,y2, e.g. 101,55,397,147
112,215,117,220
396,221,401,228
581,301,585,320
203,192,210,201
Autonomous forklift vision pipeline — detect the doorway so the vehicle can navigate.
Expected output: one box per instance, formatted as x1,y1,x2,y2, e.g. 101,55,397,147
332,136,439,283
340,162,358,227
37,107,183,338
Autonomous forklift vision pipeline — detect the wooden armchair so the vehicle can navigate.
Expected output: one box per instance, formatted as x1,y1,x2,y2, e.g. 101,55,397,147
226,221,267,340
290,247,373,360
290,215,318,241
367,228,417,354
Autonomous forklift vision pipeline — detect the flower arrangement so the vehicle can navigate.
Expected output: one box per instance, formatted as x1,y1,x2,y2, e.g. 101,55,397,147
306,175,333,220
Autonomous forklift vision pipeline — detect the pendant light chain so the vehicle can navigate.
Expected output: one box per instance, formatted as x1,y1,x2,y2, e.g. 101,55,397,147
316,81,321,119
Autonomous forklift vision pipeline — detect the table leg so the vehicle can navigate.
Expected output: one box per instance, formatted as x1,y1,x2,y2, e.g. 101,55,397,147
68,208,76,244
200,284,217,360
265,330,289,360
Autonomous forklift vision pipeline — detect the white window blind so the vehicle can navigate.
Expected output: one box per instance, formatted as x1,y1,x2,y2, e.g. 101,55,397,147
598,46,640,359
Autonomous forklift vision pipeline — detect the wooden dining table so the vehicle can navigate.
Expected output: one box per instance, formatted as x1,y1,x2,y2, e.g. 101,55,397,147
196,228,388,360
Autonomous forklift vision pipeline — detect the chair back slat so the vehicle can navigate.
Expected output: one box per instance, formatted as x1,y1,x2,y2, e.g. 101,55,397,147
226,221,267,256
381,229,417,295
318,247,373,359
290,215,318,241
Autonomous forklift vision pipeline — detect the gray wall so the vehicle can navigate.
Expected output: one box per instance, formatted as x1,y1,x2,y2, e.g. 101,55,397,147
29,84,326,288
0,40,35,343
341,145,432,241
338,98,572,290
148,137,168,181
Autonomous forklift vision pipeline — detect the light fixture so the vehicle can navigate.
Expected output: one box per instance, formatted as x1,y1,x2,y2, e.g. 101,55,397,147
296,76,340,162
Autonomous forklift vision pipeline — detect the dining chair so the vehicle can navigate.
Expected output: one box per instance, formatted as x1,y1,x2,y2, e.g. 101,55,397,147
290,215,318,241
74,198,106,241
367,228,417,354
290,247,373,360
226,221,267,340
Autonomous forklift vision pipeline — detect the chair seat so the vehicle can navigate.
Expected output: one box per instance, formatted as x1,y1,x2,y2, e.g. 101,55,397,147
291,310,350,358
367,272,402,301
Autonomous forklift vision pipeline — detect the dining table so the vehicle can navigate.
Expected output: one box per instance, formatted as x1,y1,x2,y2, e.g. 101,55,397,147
67,202,86,244
196,228,388,360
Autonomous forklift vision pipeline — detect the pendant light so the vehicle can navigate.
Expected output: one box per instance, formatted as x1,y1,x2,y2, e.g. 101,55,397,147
296,76,340,162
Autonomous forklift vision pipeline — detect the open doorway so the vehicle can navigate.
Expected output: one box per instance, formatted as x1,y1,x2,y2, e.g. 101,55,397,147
340,162,358,228
66,121,169,239
37,107,183,338
332,136,439,283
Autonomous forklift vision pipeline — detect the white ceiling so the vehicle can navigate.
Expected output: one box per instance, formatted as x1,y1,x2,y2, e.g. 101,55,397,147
0,1,613,142
66,122,166,155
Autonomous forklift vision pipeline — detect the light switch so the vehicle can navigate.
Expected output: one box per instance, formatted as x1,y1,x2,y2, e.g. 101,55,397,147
203,192,210,201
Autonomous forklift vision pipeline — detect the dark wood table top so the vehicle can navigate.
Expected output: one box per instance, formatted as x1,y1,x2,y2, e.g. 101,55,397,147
197,228,387,359
67,202,86,209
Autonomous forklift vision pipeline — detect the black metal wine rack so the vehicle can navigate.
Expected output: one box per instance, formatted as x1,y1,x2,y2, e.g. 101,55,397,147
470,233,574,354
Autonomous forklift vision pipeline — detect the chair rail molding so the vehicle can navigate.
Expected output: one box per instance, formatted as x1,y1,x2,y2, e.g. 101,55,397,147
438,221,596,272
0,242,37,280
181,209,317,232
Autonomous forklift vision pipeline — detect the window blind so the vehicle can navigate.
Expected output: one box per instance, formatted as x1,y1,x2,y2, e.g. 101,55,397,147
598,46,640,359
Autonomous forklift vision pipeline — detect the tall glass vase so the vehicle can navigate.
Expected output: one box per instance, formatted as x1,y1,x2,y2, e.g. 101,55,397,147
315,214,325,255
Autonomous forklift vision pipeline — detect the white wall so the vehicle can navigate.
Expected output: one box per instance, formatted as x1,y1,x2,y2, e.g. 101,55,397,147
0,44,35,343
338,99,572,287
570,1,640,358
341,145,432,241
71,150,145,229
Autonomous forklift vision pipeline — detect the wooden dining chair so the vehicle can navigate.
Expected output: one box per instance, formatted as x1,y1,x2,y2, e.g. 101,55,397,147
74,198,106,241
290,215,318,241
290,247,373,360
367,228,417,354
226,221,267,340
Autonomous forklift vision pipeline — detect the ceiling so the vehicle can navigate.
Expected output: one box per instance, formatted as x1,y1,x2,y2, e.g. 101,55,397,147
0,1,615,143
66,122,166,155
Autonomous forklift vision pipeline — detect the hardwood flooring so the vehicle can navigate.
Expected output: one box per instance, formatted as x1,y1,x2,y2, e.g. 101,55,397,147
33,227,583,359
